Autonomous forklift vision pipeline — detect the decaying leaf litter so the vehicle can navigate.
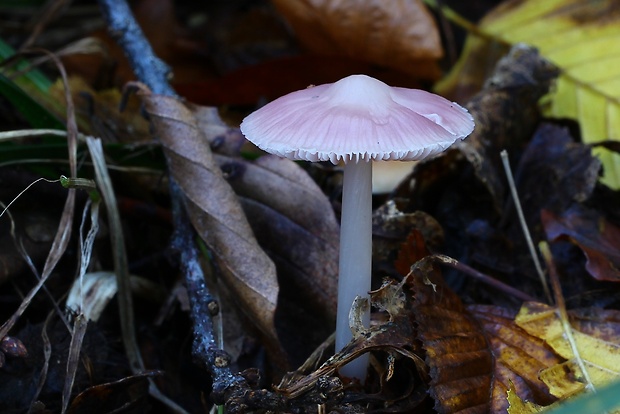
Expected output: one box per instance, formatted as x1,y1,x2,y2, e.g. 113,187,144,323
1,0,620,413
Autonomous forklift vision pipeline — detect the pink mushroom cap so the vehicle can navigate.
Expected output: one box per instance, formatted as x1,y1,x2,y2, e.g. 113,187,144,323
240,74,474,164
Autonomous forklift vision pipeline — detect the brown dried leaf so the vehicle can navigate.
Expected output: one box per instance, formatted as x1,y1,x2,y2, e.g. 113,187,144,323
215,154,339,319
67,371,157,414
411,258,493,414
542,205,620,282
137,89,279,343
271,0,442,78
411,259,558,414
469,305,559,413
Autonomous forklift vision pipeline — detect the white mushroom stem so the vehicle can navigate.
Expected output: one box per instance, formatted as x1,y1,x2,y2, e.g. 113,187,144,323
336,158,372,379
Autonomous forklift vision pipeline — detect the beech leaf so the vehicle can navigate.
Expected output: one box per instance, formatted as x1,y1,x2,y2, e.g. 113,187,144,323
516,302,620,399
136,88,280,344
411,257,493,414
400,231,558,412
271,0,442,78
469,304,560,413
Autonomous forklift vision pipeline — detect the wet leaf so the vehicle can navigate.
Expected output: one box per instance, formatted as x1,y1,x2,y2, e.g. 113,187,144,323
136,88,280,345
438,0,620,188
542,205,620,282
271,0,442,78
516,302,620,399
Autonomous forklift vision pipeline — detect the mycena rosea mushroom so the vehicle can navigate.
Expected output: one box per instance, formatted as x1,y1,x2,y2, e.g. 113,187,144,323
240,74,474,379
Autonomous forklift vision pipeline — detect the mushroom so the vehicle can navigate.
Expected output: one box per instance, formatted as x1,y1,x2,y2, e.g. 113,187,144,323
240,74,474,379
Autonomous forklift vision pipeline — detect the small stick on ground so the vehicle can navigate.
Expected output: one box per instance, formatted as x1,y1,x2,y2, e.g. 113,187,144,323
500,149,552,304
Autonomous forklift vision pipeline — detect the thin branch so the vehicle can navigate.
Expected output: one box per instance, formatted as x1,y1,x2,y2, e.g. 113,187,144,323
97,0,174,96
96,0,255,410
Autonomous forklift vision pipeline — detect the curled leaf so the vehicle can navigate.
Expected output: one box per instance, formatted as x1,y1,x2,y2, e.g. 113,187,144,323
135,86,280,344
215,154,339,320
542,205,620,282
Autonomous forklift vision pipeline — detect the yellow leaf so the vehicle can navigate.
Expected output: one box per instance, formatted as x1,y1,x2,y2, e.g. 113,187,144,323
507,383,545,413
438,0,620,188
515,302,620,399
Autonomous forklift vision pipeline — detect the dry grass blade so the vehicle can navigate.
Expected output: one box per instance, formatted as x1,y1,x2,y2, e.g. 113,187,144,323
61,315,88,414
85,136,143,373
0,50,78,340
86,136,186,413
60,197,99,413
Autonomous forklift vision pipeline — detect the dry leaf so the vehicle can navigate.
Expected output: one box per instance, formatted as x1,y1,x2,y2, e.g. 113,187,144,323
542,205,620,282
276,278,425,411
271,0,442,78
401,239,557,413
516,302,620,399
136,88,280,345
411,257,493,414
374,200,444,275
409,45,559,214
67,371,157,413
506,384,545,414
438,0,620,188
469,305,559,413
215,154,340,319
